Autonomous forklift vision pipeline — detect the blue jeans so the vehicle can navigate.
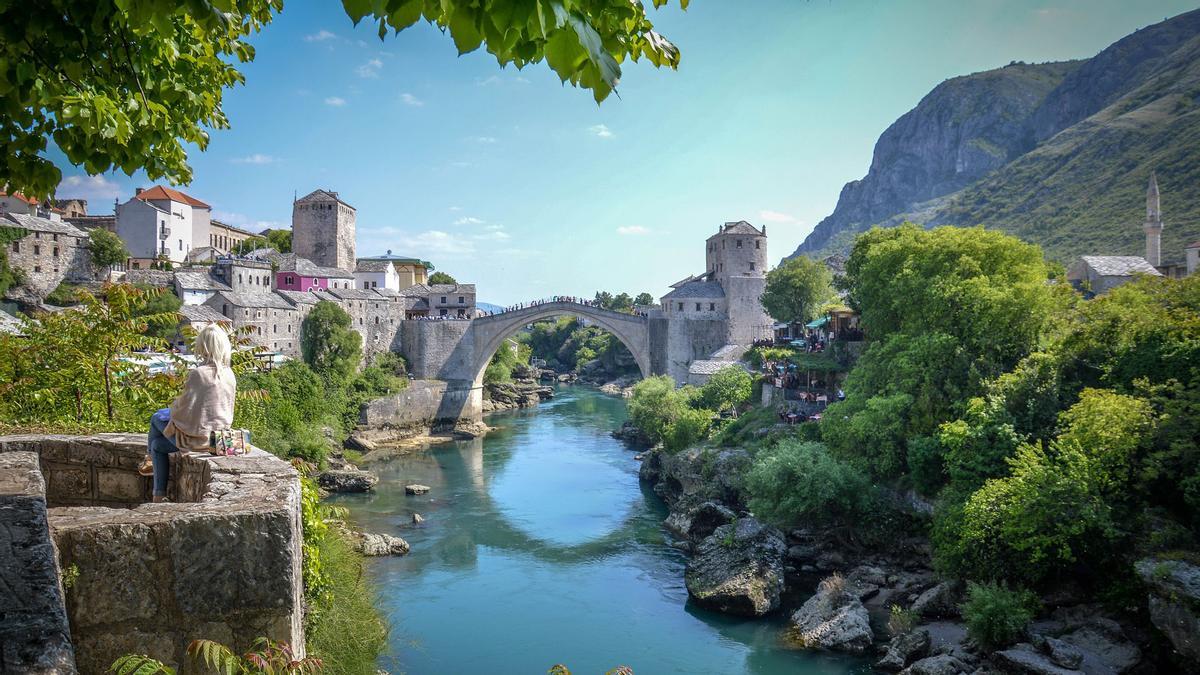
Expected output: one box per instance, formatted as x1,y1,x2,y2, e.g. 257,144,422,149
148,408,179,496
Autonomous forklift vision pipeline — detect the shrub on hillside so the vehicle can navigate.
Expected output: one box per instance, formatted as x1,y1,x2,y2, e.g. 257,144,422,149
743,440,874,527
961,582,1037,649
698,366,753,413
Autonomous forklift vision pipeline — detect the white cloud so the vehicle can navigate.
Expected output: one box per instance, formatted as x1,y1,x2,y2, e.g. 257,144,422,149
304,30,337,42
616,225,650,236
758,209,799,224
476,74,532,86
231,153,279,165
324,97,347,107
476,229,510,241
454,216,484,225
464,136,498,144
448,206,463,211
355,58,383,78
589,124,614,139
400,92,424,107
56,175,121,201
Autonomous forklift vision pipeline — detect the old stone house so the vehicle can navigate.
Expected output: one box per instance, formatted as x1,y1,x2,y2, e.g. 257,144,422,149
356,250,431,289
292,189,356,272
2,211,91,302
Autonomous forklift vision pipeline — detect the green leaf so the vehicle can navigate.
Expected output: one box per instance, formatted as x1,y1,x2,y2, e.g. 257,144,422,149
387,0,423,31
343,0,372,24
448,7,483,54
543,28,585,82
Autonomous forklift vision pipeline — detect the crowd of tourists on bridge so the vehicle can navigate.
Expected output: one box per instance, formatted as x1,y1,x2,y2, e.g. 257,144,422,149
483,296,649,317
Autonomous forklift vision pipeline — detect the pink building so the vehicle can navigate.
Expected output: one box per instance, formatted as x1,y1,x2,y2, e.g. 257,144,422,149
271,253,355,291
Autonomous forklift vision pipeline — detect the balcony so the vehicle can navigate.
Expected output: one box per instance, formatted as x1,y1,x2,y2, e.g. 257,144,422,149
159,226,171,240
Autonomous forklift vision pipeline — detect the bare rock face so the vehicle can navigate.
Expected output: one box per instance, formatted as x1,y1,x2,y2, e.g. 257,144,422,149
876,629,931,671
788,576,874,654
911,581,960,620
684,517,787,617
1135,557,1200,663
898,653,969,675
405,484,431,495
355,532,410,557
664,501,736,543
317,468,379,493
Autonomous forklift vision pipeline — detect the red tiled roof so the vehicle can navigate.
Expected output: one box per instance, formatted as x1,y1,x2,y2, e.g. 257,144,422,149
135,185,210,209
0,192,38,206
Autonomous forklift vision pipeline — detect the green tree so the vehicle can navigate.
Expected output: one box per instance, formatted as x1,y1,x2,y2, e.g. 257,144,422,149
301,301,361,383
744,440,874,527
635,292,655,306
133,283,182,340
264,228,292,253
698,366,753,413
86,228,128,269
428,271,457,285
610,292,634,312
593,290,615,309
4,1,685,199
761,255,834,324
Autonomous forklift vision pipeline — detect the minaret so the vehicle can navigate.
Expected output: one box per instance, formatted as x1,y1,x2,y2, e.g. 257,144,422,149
1144,172,1163,266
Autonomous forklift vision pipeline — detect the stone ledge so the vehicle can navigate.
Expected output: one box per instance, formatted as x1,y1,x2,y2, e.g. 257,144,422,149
0,435,304,675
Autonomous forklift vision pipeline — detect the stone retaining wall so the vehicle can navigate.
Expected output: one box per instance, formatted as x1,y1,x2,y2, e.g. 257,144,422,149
0,435,304,674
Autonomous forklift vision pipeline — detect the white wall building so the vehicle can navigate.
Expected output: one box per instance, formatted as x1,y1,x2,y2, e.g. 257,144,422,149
115,186,212,266
353,259,400,291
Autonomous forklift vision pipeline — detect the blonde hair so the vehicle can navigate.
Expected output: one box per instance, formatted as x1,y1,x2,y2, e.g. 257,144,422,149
193,324,232,369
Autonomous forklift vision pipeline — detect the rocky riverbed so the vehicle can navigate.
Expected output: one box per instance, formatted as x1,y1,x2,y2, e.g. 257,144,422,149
636,441,1193,674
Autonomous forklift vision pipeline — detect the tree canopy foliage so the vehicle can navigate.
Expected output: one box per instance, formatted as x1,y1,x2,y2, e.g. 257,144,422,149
428,271,456,285
3,0,685,199
760,255,834,324
86,228,129,268
300,300,362,383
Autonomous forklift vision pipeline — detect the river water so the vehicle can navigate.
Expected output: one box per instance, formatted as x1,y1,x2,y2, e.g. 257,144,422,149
335,385,869,675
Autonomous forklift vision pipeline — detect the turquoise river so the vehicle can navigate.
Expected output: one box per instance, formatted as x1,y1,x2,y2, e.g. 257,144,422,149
335,385,870,675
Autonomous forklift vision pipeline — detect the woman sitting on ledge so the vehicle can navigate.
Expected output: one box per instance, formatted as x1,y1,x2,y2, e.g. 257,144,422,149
137,325,237,503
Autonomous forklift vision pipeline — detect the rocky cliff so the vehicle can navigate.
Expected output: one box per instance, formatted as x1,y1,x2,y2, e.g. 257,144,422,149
790,8,1200,264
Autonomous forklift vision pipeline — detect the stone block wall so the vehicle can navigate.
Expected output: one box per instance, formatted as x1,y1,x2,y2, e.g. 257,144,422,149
5,229,90,302
358,379,482,440
0,435,304,675
400,318,474,380
0,452,76,674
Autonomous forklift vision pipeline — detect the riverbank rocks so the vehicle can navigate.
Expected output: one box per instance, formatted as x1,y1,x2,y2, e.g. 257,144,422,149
685,517,787,617
665,500,737,542
1026,605,1143,674
317,467,379,493
483,381,553,413
996,642,1083,675
877,629,931,671
355,532,410,556
911,581,960,619
788,575,874,654
344,434,378,453
1135,557,1200,663
899,653,970,675
612,421,654,447
405,484,431,495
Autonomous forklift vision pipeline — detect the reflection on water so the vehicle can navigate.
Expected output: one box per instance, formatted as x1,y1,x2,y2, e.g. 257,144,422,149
332,386,870,675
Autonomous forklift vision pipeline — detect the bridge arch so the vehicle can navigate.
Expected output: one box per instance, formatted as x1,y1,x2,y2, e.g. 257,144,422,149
468,301,652,387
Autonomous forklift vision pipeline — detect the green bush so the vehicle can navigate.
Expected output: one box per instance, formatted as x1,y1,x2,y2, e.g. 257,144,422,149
743,440,874,527
663,406,712,453
820,392,912,479
906,435,945,495
962,582,1037,649
698,366,753,413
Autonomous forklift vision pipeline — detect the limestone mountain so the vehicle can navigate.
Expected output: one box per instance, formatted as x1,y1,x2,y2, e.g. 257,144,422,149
790,8,1200,264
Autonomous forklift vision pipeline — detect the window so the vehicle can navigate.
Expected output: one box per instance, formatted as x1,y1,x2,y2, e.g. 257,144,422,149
750,262,755,270
52,234,58,242
755,240,760,249
359,317,363,325
440,309,448,316
273,325,278,334
677,302,684,311
440,296,447,303
32,245,39,255
286,275,294,285
458,296,465,304
223,304,229,317
178,239,183,251
33,265,40,273
10,241,17,253
710,303,716,311
375,316,379,324
736,239,743,248
695,302,701,311
53,247,58,256
33,231,40,239
243,309,249,318
288,324,292,333
238,273,243,284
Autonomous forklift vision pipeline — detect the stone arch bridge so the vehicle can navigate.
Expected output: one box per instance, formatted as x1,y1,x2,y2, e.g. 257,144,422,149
399,300,657,421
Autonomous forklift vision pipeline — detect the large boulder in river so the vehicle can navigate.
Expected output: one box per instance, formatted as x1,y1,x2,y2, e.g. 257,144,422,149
788,574,874,654
685,517,787,617
1135,557,1200,663
317,468,378,493
354,532,410,556
876,629,931,671
898,654,969,675
665,500,737,543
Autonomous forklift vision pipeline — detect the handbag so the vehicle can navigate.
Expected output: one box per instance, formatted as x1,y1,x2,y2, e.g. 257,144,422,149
208,429,252,456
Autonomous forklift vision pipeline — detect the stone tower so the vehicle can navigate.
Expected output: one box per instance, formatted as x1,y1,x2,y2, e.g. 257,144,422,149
1144,172,1162,267
705,221,772,345
292,189,356,271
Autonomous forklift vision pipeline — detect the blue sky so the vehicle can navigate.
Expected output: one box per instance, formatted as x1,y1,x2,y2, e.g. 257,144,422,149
54,0,1197,304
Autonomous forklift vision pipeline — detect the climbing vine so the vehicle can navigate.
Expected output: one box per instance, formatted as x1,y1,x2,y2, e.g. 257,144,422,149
0,225,28,298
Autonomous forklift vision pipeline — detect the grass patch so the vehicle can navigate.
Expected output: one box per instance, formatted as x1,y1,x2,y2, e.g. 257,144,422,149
306,530,389,674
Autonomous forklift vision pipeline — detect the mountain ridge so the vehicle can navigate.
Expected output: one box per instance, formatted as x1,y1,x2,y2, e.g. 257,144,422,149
789,8,1200,264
